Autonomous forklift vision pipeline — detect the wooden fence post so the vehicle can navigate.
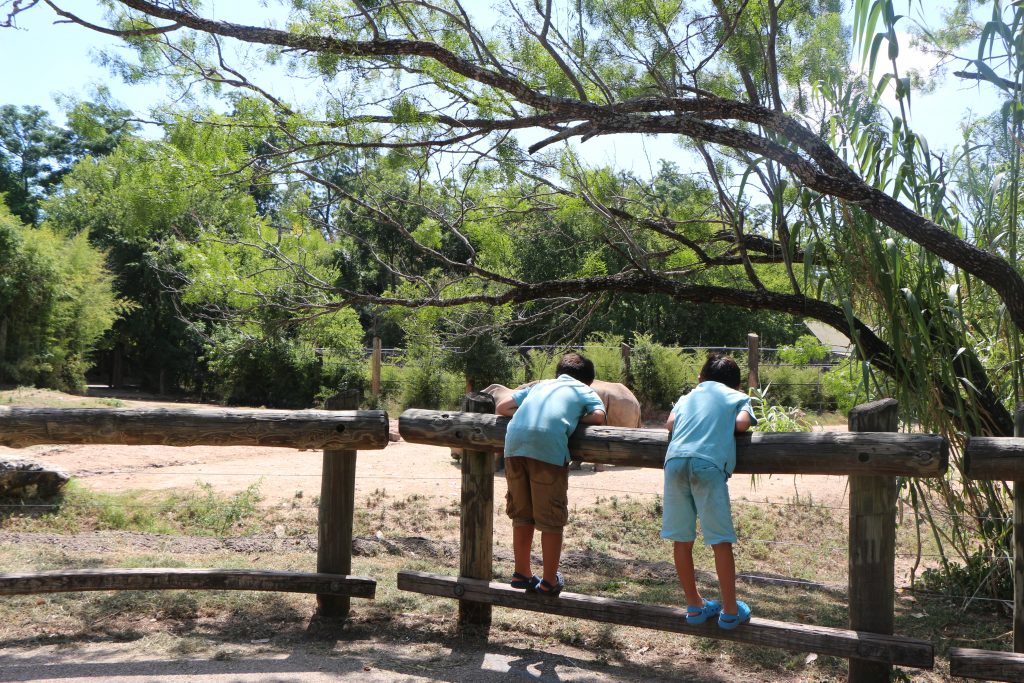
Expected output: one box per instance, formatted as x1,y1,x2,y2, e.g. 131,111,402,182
371,336,382,401
621,342,632,386
747,333,760,389
1015,404,1024,653
848,398,899,683
459,392,496,630
317,389,362,618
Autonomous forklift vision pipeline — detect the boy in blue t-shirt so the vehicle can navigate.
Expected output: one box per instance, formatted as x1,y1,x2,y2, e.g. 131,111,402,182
662,353,757,629
496,352,606,596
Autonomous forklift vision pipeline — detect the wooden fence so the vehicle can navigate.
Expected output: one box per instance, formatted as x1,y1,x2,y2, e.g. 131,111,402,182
7,398,1024,681
398,397,947,683
0,399,389,618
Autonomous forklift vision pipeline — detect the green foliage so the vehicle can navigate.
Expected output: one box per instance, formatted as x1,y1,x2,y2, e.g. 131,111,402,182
0,206,123,391
748,387,812,433
919,549,1012,604
777,334,829,364
759,364,834,412
630,334,701,411
399,345,464,410
160,481,264,536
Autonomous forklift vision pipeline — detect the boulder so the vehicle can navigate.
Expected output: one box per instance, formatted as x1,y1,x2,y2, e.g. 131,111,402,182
0,460,70,498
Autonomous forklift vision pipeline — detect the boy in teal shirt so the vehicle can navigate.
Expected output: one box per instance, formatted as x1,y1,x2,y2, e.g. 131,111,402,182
663,353,756,629
496,352,606,595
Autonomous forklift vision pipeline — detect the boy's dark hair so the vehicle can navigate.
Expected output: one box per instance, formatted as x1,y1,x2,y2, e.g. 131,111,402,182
700,352,742,389
556,352,596,385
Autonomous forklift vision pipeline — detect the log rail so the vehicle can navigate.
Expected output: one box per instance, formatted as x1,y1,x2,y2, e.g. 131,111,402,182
0,406,389,450
398,571,934,669
399,409,948,476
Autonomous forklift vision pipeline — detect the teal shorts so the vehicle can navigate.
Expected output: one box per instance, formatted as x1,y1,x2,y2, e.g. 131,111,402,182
661,456,737,545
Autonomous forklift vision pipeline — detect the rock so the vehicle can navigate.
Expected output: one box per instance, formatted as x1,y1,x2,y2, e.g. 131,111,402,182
0,460,70,498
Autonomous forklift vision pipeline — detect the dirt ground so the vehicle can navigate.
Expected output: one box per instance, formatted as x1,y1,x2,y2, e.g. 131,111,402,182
0,389,866,683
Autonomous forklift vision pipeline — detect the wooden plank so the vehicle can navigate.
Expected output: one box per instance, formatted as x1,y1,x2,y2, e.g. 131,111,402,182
318,391,361,618
0,406,390,450
0,569,375,598
965,436,1024,480
1015,405,1024,653
398,409,948,476
847,398,899,683
459,393,496,629
396,571,933,669
950,647,1024,682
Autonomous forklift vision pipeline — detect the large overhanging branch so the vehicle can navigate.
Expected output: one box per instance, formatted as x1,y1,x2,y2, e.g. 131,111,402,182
43,0,1024,333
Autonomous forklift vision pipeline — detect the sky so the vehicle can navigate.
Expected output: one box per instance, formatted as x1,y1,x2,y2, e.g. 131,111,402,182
0,1,1007,176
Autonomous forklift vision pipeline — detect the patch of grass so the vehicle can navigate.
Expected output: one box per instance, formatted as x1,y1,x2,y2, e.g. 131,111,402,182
0,480,264,536
0,387,125,408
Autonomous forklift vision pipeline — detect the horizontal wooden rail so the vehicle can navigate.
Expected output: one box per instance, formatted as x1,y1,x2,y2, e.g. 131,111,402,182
0,406,390,450
399,410,948,476
0,568,376,597
949,647,1024,682
397,571,933,668
964,437,1024,480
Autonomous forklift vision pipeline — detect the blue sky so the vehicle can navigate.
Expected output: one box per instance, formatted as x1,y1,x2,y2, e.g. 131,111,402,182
0,1,1006,175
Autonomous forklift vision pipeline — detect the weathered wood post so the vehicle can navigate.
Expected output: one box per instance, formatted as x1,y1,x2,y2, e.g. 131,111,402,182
459,392,496,630
317,389,362,618
371,336,382,401
1015,404,1024,653
848,398,899,683
747,333,760,389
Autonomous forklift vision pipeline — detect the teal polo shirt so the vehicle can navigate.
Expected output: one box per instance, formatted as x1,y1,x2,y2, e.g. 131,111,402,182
504,375,606,466
665,380,757,475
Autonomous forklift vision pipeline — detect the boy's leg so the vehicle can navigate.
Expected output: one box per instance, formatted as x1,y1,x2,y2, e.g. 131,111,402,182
513,524,535,577
504,457,537,579
526,458,570,589
673,541,702,607
712,542,738,614
540,530,563,586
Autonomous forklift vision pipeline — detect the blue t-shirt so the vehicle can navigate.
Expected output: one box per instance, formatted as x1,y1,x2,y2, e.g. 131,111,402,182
665,381,757,475
504,375,606,466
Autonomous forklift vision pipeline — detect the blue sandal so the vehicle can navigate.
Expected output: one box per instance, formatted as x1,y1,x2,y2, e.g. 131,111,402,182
718,601,751,630
510,572,540,590
535,572,564,596
685,599,721,625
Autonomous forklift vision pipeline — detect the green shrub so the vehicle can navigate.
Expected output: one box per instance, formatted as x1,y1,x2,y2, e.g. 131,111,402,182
758,364,831,411
919,548,1011,603
583,333,625,383
821,358,873,414
748,387,812,432
399,346,464,410
631,334,696,411
777,334,829,364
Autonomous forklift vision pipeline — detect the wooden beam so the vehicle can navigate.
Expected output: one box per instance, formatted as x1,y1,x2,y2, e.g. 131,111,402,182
318,391,361,618
398,409,948,476
964,436,1024,480
950,647,1024,682
1015,405,1024,653
459,392,496,629
0,569,375,597
0,406,390,450
847,398,899,683
396,571,934,669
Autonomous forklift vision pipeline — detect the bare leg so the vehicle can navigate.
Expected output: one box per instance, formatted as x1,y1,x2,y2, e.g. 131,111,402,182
540,530,563,585
712,542,737,614
673,541,702,606
513,524,535,577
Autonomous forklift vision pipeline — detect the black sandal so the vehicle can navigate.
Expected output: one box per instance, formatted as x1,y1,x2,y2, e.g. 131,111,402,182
510,572,540,590
535,571,564,596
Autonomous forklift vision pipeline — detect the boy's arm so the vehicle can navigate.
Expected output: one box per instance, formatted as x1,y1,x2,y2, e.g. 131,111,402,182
495,396,518,416
665,412,676,435
579,409,606,425
735,410,753,433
